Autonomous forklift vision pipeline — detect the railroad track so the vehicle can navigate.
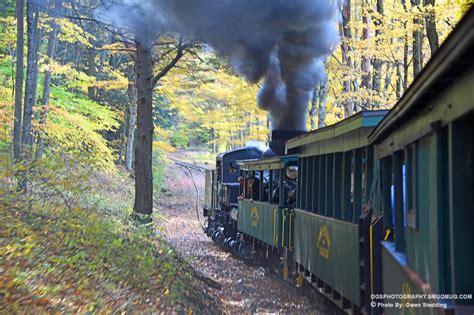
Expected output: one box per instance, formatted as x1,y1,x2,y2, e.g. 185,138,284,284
169,157,212,173
169,157,209,232
170,156,342,313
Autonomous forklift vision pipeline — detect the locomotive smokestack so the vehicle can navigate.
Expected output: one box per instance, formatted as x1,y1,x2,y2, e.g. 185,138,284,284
98,0,340,132
269,130,306,156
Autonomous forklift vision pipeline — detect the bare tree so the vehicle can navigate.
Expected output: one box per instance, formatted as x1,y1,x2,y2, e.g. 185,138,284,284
372,0,384,108
22,0,41,149
340,0,353,118
310,71,328,129
36,0,62,159
133,37,188,219
423,0,439,55
125,67,137,171
133,39,154,218
412,0,423,77
13,0,25,160
402,0,409,94
310,86,319,129
317,79,328,129
360,0,372,107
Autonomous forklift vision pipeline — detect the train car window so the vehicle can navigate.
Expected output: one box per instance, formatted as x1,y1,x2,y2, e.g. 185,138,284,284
270,170,280,205
333,153,343,219
381,156,393,237
391,163,407,226
313,156,320,214
216,161,222,183
243,171,248,199
238,171,244,198
297,159,302,209
342,151,352,221
306,157,314,212
449,116,474,297
326,154,334,217
269,170,275,204
285,165,298,207
364,145,375,205
361,149,367,205
228,161,238,174
246,171,252,200
393,150,406,253
405,145,417,229
251,171,260,201
262,170,269,202
319,155,327,215
353,148,363,222
300,159,306,210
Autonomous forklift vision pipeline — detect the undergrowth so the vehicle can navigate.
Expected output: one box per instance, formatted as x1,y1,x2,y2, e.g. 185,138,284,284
0,148,219,313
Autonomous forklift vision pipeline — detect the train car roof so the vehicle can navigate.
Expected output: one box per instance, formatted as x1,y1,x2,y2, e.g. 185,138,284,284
286,110,387,156
237,155,298,171
368,7,474,146
216,146,263,161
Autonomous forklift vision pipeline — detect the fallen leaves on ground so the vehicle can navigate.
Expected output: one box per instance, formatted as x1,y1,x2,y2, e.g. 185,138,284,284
0,151,220,313
158,152,343,314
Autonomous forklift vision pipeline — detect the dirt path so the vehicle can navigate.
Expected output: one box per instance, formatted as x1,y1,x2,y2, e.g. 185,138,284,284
156,155,341,314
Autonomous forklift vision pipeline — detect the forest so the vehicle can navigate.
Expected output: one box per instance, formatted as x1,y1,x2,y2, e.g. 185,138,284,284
0,0,471,312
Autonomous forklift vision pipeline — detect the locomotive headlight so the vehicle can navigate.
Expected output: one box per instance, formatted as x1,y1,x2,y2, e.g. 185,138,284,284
230,207,239,221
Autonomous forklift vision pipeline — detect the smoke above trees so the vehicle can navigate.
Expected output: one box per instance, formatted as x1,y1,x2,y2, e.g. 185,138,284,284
97,0,340,131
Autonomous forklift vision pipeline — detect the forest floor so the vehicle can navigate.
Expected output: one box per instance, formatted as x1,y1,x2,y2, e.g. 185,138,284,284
156,150,343,314
0,149,220,313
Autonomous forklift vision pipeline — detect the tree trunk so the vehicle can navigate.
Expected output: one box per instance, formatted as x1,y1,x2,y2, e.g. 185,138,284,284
13,0,24,160
317,79,328,128
383,62,394,102
372,0,384,108
423,0,439,56
86,48,97,100
411,0,423,78
22,3,40,149
133,40,154,217
360,0,372,105
341,0,353,118
396,62,404,99
125,70,137,171
310,86,319,129
209,128,215,152
118,123,125,165
352,71,360,111
36,1,59,159
401,0,409,93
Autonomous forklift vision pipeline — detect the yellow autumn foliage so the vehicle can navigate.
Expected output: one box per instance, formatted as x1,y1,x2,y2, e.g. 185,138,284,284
158,51,269,150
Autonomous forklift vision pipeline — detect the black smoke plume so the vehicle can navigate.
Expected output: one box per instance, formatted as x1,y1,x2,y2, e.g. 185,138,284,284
97,0,340,131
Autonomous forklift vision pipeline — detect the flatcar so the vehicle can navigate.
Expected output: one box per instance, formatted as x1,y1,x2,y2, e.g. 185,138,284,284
203,8,473,314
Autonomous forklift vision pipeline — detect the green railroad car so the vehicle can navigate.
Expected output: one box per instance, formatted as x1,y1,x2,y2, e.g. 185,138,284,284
286,110,387,312
202,8,473,315
368,6,474,314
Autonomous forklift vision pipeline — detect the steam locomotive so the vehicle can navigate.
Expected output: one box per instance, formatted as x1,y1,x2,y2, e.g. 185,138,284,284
203,9,473,314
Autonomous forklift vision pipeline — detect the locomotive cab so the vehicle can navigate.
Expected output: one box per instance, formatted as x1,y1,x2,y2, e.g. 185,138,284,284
203,147,263,251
